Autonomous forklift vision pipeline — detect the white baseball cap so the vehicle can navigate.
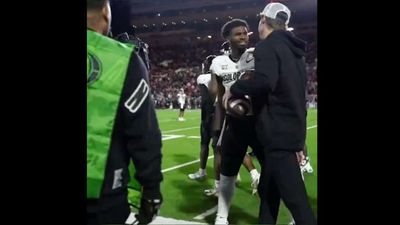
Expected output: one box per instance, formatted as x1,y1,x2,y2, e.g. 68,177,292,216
260,2,291,25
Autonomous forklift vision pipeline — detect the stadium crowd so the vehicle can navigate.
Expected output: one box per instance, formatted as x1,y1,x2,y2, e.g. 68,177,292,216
147,38,317,109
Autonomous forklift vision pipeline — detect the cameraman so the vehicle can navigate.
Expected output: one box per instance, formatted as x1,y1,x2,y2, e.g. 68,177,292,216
115,32,150,70
87,0,162,224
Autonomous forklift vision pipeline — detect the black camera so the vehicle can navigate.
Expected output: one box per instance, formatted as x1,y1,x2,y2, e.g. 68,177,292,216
115,32,151,70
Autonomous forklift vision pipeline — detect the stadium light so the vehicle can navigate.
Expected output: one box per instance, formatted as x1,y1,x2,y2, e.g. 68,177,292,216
196,37,201,40
132,25,137,28
157,13,161,17
181,20,186,24
207,35,212,39
216,17,219,20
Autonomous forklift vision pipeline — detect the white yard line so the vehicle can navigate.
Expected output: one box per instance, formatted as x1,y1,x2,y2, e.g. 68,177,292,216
162,134,185,141
193,205,218,220
158,117,200,123
157,124,318,223
162,126,198,134
126,213,206,224
162,155,214,173
307,125,317,130
162,125,317,173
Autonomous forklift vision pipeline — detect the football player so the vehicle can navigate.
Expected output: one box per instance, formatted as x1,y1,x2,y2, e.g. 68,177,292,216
209,19,264,225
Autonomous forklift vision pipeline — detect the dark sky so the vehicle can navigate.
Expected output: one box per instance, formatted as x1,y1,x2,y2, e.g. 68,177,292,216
110,0,317,36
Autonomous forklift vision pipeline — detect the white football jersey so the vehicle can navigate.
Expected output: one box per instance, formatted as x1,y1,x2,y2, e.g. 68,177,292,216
197,73,211,89
177,92,186,104
237,47,255,72
210,48,254,90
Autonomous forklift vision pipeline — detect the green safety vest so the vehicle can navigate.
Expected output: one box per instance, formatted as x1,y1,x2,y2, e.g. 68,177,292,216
87,29,141,208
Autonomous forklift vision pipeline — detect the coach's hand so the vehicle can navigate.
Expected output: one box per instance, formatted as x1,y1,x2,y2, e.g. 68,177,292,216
296,151,305,164
222,90,232,110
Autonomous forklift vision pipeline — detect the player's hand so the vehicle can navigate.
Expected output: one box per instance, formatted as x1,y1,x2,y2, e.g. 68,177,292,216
135,196,162,224
296,151,305,164
240,70,254,80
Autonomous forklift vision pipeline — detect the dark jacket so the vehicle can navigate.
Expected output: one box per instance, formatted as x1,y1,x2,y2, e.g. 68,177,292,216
88,53,163,212
230,30,307,151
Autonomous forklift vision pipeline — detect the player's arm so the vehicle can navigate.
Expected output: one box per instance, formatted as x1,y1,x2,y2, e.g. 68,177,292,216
211,73,225,111
230,42,279,97
120,52,162,223
209,73,219,97
198,74,216,104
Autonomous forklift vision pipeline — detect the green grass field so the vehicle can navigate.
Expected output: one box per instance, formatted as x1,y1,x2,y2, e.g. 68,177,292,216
155,109,317,224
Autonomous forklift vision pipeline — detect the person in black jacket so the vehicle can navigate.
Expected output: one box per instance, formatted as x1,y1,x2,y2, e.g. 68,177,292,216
230,2,316,225
87,0,162,224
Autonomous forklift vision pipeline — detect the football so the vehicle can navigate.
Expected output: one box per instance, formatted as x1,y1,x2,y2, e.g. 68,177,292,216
227,97,251,118
240,70,254,80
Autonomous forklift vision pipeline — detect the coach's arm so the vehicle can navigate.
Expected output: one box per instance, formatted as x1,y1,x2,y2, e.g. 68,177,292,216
230,41,279,97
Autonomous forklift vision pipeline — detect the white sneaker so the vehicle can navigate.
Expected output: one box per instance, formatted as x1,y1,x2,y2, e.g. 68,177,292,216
251,173,260,195
215,216,229,225
204,187,219,197
188,171,206,180
181,117,186,121
300,157,313,174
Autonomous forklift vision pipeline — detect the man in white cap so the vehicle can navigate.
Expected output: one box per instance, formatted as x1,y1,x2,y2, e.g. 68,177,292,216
230,2,317,225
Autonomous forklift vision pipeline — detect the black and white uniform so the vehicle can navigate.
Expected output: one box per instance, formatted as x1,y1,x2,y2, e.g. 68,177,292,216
197,74,221,148
197,74,213,147
210,48,264,176
177,92,186,111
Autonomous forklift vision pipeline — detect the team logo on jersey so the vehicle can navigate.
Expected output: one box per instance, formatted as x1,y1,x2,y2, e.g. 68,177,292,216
221,65,228,70
222,71,242,83
87,51,102,85
124,79,150,114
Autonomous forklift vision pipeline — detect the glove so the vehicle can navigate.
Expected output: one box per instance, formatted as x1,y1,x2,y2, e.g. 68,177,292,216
134,195,162,224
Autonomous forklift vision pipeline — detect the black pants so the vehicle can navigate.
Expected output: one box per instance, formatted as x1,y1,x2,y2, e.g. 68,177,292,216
258,150,316,225
200,113,215,146
220,115,264,176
